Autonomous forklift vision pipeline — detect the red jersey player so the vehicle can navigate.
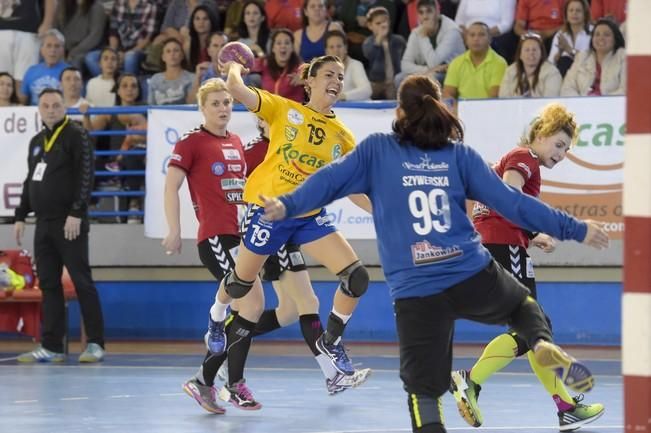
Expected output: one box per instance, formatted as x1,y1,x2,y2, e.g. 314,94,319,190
451,103,605,432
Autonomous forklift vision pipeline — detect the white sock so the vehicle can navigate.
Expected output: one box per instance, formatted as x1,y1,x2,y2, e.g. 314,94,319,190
210,299,229,322
316,353,337,380
331,308,352,324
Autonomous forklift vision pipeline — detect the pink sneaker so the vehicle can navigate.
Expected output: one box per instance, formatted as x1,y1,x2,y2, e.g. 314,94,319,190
218,379,262,410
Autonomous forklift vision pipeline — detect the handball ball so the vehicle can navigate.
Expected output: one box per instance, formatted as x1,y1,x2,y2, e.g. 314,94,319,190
219,41,255,70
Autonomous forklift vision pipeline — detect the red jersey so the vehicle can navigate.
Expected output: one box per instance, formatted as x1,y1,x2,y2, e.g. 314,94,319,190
243,136,269,174
516,0,564,31
168,127,246,242
265,0,303,32
472,147,541,247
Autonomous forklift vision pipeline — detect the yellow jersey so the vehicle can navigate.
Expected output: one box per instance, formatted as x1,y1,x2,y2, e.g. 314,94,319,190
244,88,356,213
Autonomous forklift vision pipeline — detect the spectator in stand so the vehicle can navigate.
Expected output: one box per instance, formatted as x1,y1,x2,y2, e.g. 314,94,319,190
85,0,158,76
81,73,146,222
60,67,90,122
363,6,406,100
187,32,229,103
395,0,465,89
149,38,195,105
337,0,396,64
265,0,304,32
561,18,626,96
224,0,246,40
55,0,107,71
0,0,56,93
144,0,218,73
20,30,70,105
294,0,343,63
455,0,517,63
442,22,507,107
237,1,270,58
499,33,561,98
86,47,119,107
591,0,627,25
0,72,20,106
548,0,592,77
185,5,221,71
253,28,305,102
514,0,564,53
324,30,371,101
397,0,458,38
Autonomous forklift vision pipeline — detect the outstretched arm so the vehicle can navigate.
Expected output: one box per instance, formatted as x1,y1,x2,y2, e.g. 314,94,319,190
460,145,608,248
263,142,372,219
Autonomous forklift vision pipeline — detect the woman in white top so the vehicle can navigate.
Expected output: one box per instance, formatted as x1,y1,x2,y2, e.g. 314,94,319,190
85,47,118,107
455,0,517,61
561,18,626,96
499,33,561,98
324,29,372,101
548,0,592,77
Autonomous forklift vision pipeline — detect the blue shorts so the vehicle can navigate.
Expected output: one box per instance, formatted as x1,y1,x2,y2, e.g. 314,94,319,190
241,205,337,255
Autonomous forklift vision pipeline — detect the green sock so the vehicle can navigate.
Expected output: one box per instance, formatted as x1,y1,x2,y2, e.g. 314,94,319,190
469,333,518,385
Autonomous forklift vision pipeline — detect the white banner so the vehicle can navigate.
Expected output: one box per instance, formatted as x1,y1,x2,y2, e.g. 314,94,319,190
145,97,625,239
0,107,41,217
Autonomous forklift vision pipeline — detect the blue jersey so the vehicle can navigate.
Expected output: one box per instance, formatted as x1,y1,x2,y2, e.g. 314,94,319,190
280,133,588,299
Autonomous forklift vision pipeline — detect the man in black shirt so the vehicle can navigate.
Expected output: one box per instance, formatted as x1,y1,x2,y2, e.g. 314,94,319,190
14,88,105,363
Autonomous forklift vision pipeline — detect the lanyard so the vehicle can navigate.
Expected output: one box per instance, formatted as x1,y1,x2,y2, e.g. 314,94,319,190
43,116,69,153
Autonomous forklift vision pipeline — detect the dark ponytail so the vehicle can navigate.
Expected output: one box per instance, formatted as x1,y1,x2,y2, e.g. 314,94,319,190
392,75,463,150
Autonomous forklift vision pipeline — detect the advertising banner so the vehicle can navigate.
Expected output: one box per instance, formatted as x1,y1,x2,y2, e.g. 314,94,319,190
0,107,41,217
146,97,624,240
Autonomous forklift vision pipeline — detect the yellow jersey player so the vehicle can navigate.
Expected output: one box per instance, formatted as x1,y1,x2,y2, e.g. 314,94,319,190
206,55,372,410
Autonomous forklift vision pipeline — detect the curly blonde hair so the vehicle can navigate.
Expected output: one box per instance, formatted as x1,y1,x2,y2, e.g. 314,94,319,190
521,103,578,147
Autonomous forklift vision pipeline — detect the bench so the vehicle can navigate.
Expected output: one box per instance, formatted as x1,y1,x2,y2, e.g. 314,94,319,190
0,267,84,354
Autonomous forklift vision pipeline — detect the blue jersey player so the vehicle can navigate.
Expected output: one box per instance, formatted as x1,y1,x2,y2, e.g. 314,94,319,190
260,75,609,433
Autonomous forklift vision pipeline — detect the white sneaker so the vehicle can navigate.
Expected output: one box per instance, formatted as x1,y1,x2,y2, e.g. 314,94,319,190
326,368,372,395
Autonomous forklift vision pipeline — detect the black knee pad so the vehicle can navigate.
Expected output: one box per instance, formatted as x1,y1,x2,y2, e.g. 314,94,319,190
509,331,530,358
223,271,253,299
337,260,369,298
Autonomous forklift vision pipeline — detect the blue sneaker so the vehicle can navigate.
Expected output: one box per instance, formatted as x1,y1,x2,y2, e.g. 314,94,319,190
316,334,354,375
205,316,227,354
17,345,66,363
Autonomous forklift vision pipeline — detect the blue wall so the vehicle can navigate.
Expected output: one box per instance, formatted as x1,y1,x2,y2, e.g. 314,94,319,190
67,280,621,345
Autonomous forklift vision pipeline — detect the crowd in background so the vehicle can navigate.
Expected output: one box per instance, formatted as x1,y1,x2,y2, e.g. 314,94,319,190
0,0,629,221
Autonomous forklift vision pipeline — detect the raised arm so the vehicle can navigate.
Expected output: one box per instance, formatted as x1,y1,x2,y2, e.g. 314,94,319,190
268,141,372,219
459,145,607,248
224,62,259,110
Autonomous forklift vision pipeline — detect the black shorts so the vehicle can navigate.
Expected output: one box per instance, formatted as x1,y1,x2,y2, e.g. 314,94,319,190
394,260,549,398
197,234,240,280
198,234,306,282
261,242,307,281
484,243,537,298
